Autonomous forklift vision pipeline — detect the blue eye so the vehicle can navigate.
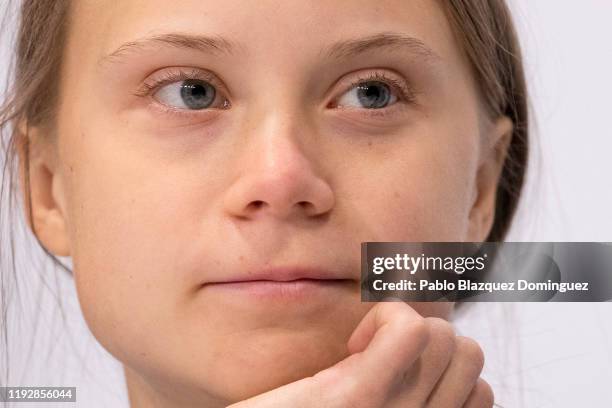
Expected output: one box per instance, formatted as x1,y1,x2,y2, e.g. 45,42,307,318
337,81,398,109
154,79,216,110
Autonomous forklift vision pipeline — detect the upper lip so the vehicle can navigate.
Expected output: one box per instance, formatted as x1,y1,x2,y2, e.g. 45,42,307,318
206,266,354,284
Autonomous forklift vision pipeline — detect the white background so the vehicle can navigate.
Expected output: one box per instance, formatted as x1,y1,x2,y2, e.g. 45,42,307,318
1,1,611,407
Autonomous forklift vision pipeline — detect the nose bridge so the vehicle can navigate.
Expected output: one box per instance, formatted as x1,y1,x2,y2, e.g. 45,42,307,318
239,103,317,208
223,101,334,220
245,104,310,175
241,43,316,152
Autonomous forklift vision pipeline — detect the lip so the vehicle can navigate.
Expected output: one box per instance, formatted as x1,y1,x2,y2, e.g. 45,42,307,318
203,278,352,300
200,266,356,301
204,266,353,284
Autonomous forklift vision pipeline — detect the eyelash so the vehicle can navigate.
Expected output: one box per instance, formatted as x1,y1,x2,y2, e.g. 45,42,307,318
335,71,417,116
134,68,416,118
135,68,224,98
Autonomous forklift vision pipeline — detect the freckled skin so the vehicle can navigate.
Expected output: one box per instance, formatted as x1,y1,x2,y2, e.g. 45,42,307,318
24,0,512,407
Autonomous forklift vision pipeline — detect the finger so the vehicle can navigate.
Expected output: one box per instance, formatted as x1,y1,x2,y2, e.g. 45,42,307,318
225,373,315,408
345,302,429,384
462,378,495,408
425,335,485,408
400,317,456,400
346,301,424,354
315,302,429,406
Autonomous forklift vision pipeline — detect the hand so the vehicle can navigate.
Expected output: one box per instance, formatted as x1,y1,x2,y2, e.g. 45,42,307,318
227,302,494,407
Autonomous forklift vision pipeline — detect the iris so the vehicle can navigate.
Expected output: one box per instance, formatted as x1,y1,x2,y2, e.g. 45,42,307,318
356,81,392,109
179,79,216,109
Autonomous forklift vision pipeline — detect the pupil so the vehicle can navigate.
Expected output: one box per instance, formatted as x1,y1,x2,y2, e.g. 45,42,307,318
357,81,390,109
180,80,215,109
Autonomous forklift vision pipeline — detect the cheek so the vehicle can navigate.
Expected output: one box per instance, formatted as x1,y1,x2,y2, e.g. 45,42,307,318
63,120,213,365
64,127,254,399
345,128,478,242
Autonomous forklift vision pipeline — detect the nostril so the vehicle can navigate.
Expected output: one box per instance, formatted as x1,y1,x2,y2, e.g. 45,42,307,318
250,200,265,210
298,201,317,214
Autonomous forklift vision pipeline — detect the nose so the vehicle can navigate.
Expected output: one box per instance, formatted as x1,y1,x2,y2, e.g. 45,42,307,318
222,111,335,221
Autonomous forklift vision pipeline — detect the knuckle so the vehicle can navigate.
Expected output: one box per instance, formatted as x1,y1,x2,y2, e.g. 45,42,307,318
474,378,495,407
455,336,485,373
378,300,405,317
407,316,430,346
423,317,456,349
379,301,423,324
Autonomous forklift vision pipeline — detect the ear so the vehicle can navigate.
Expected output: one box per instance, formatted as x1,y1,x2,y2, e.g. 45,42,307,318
16,123,71,257
466,115,514,242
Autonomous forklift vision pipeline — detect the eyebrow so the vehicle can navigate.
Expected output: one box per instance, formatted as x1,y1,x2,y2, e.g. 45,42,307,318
99,31,441,66
321,32,441,63
99,33,240,65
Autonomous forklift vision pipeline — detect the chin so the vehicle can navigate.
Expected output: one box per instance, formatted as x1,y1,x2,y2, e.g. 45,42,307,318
202,329,350,402
200,303,453,400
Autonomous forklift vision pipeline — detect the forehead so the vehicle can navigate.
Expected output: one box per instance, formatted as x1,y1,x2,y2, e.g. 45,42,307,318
69,0,464,70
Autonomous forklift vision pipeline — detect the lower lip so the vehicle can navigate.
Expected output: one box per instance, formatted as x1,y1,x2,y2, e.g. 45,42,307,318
202,278,353,301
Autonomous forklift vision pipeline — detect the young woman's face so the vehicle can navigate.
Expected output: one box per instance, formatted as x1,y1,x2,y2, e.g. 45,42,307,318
30,0,510,405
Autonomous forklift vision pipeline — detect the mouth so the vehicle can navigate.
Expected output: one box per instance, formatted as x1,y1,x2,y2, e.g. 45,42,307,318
203,278,353,299
200,266,357,301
